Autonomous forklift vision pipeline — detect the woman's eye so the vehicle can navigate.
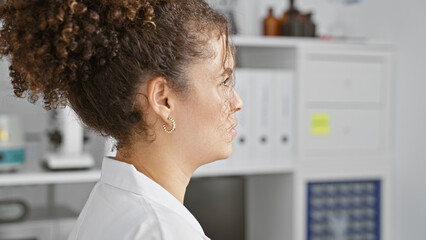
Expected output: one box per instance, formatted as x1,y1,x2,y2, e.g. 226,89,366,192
221,78,231,87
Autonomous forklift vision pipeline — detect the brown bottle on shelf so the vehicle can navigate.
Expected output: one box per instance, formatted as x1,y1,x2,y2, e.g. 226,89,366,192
303,12,316,37
263,8,281,36
281,0,304,37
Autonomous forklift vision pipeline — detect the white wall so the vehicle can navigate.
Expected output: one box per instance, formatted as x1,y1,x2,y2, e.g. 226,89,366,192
391,1,426,239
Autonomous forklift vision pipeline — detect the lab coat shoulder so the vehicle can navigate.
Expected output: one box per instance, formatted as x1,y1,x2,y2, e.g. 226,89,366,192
68,182,163,240
69,182,206,240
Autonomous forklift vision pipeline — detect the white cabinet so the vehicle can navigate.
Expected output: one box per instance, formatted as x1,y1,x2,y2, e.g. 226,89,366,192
216,36,394,240
293,43,394,240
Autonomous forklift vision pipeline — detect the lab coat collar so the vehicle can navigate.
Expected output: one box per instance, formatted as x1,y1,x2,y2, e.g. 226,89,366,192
100,157,205,236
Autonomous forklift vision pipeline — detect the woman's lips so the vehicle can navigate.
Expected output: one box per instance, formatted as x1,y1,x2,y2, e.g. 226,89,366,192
231,128,237,136
230,124,237,136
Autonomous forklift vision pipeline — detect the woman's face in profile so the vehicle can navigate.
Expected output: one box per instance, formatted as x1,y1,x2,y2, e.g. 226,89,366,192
173,36,243,165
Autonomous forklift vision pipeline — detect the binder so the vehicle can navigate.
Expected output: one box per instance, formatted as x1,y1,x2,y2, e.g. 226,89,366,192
271,70,293,165
251,69,274,167
230,68,253,168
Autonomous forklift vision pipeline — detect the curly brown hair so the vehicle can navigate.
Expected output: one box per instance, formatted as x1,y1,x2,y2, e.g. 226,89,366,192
0,0,232,149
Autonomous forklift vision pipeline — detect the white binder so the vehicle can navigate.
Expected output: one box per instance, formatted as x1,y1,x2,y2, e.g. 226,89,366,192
271,70,293,165
230,68,253,168
251,69,274,167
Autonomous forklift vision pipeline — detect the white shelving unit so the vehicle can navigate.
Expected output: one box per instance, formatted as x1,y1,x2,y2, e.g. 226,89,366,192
0,35,394,240
0,165,99,239
199,35,394,240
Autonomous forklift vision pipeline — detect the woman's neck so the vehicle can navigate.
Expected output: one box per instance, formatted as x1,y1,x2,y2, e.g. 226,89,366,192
116,143,195,204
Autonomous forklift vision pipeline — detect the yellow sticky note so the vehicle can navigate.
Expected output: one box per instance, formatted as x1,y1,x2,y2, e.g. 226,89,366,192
0,127,10,141
311,113,330,136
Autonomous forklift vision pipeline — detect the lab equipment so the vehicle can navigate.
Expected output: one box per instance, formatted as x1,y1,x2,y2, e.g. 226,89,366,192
44,107,94,170
0,115,25,172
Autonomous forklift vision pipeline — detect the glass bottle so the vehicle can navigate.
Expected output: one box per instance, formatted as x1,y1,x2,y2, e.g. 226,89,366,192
280,0,304,37
303,12,316,37
263,8,281,36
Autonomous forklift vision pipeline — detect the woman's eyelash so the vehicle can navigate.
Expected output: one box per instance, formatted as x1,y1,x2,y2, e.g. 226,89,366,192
221,77,231,86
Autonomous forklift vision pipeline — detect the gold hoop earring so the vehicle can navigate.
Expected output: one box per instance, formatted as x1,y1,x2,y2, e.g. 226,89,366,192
143,20,157,31
163,117,176,134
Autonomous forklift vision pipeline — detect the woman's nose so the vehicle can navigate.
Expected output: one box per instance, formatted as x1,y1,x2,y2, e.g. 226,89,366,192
232,87,244,112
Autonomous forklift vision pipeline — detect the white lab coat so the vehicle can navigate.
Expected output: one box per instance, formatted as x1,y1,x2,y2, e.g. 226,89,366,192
68,157,210,240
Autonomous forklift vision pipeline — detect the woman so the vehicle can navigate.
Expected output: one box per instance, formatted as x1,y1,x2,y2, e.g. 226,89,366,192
0,0,243,239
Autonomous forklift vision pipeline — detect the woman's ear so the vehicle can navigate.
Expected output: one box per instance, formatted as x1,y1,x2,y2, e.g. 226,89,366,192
146,77,174,123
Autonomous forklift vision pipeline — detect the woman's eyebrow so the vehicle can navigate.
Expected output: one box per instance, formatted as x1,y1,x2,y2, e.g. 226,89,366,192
218,67,233,78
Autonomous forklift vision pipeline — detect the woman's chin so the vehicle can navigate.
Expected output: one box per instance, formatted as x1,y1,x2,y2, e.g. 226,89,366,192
218,148,234,162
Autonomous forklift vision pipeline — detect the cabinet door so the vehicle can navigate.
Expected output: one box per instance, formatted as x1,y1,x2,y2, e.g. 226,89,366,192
302,109,383,154
304,54,385,104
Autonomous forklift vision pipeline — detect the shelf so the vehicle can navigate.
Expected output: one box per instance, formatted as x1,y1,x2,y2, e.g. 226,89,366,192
0,167,100,187
193,164,294,178
0,162,295,186
8,206,77,223
231,35,304,48
0,166,295,186
0,206,77,240
231,35,394,51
